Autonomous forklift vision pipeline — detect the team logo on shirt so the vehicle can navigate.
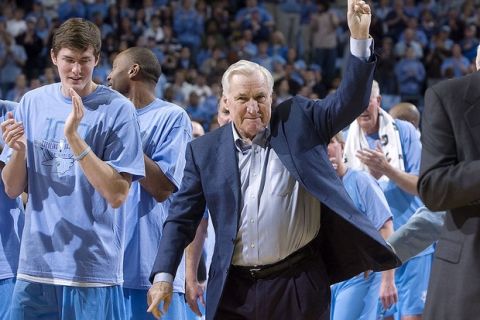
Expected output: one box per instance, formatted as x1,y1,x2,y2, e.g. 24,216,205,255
37,138,75,175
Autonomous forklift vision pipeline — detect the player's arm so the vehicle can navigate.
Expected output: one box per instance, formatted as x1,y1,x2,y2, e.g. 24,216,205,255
140,154,175,202
65,88,131,208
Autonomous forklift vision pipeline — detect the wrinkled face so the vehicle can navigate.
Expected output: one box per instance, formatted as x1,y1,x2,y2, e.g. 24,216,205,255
357,94,381,135
107,52,132,95
51,46,99,97
224,72,272,140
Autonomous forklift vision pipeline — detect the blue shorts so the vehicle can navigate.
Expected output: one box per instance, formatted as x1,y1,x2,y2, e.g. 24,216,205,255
330,272,381,320
123,288,186,320
378,253,432,318
10,279,126,320
0,277,16,319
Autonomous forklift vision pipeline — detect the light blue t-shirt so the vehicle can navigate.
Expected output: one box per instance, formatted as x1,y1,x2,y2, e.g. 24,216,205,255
0,84,145,284
0,100,24,280
365,119,432,256
342,169,392,230
123,99,192,292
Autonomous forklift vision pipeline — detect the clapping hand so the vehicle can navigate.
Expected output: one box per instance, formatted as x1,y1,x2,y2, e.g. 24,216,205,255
1,112,26,153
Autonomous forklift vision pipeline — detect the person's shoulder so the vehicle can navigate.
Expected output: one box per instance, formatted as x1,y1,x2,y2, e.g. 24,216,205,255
191,123,229,147
394,118,417,136
347,169,377,187
151,98,188,117
94,85,134,109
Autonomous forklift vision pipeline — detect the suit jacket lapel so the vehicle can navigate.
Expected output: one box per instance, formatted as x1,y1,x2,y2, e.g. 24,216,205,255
216,125,242,228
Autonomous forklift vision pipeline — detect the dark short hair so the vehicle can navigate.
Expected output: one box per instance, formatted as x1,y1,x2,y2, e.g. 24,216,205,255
121,47,161,85
52,18,101,57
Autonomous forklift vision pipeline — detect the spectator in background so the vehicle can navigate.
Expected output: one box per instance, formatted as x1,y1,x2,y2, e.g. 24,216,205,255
16,16,44,80
275,0,301,48
143,14,164,44
394,46,426,107
375,37,398,95
394,28,423,59
6,7,27,38
5,73,29,102
384,0,409,41
57,0,86,21
310,1,339,87
174,0,204,53
0,33,27,98
235,0,274,43
460,23,479,61
441,43,470,78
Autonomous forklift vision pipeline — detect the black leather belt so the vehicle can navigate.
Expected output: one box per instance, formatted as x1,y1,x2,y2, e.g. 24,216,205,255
230,243,315,280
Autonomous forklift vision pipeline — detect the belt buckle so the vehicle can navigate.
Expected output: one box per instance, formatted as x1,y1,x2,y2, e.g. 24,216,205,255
249,267,262,279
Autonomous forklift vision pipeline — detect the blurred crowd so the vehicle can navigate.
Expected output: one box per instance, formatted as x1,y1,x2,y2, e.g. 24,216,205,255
1,0,480,129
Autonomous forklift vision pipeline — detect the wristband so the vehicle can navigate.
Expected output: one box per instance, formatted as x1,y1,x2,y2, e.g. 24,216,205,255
74,146,91,161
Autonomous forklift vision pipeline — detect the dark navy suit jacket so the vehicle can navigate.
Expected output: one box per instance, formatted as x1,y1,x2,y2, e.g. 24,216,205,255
150,54,401,319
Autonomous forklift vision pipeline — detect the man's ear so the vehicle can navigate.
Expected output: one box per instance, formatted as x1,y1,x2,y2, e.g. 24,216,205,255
50,49,57,65
222,95,228,110
129,64,140,78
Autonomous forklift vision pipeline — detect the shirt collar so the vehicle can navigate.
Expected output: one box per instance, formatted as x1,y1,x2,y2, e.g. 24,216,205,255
231,123,270,154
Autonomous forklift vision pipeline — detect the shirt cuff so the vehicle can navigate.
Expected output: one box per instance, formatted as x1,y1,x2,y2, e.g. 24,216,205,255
153,272,174,284
350,37,373,61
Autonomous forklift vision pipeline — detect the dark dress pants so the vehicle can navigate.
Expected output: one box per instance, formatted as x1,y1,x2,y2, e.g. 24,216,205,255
215,255,330,320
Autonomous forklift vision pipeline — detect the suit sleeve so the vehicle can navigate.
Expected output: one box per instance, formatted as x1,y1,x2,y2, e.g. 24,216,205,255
418,86,480,210
149,143,207,281
303,54,376,142
388,207,445,262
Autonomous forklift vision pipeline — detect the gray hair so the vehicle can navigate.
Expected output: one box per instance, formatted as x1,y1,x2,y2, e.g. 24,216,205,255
371,79,380,98
221,60,273,96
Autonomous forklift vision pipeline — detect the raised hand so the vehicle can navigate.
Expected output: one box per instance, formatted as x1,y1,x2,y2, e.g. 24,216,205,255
64,87,85,138
347,0,371,39
1,112,26,152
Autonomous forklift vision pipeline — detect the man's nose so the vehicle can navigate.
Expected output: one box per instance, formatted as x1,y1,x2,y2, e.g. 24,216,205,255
246,99,259,114
72,62,81,74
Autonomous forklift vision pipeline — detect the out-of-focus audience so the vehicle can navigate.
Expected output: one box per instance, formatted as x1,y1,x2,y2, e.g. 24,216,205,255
0,0,479,130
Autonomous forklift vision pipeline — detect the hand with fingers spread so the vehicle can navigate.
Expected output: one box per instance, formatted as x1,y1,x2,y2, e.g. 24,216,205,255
1,112,26,153
356,144,392,179
185,279,206,317
347,0,371,40
64,87,85,139
147,281,173,319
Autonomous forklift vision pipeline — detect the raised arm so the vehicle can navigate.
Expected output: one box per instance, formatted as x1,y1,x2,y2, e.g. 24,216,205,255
65,88,132,208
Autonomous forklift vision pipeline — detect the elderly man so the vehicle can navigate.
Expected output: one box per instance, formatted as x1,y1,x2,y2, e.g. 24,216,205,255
147,1,399,319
